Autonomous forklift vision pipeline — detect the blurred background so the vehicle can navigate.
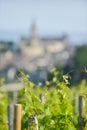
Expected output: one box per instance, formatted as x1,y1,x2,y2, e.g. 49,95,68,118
0,0,87,85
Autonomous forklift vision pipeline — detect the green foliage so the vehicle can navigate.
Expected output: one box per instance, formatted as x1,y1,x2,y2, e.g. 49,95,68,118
0,70,87,130
71,80,87,130
0,78,8,130
18,71,77,130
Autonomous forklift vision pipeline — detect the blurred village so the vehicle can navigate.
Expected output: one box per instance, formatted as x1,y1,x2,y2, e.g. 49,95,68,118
0,22,87,85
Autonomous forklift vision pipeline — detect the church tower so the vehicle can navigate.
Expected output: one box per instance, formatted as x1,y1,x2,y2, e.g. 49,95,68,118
30,21,39,46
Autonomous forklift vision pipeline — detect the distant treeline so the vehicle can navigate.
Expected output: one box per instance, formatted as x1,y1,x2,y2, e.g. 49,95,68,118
0,41,14,53
47,45,87,85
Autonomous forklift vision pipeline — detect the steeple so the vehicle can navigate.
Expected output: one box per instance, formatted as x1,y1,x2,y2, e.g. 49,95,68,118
30,21,39,46
31,21,37,40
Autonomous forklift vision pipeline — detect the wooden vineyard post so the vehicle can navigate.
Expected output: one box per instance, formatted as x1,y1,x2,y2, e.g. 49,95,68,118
13,91,18,104
33,115,38,130
40,93,45,104
14,104,22,130
28,115,38,130
8,105,13,130
73,93,78,115
78,96,85,130
35,116,38,130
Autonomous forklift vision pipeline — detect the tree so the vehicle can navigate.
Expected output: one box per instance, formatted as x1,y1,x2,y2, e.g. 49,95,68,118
72,45,87,84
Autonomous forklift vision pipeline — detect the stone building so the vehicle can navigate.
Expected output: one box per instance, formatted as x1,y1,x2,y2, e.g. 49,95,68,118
19,22,69,57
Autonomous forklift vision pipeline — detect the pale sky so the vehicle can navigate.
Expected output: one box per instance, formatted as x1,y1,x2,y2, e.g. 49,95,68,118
0,0,87,42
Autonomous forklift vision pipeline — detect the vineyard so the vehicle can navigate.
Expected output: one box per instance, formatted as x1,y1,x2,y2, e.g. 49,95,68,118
0,69,87,130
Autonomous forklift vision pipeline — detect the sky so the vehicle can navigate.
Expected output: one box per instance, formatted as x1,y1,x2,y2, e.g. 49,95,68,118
0,0,87,42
